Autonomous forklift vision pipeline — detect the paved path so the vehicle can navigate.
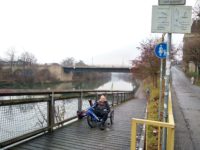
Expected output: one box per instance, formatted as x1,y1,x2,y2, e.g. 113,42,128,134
9,89,146,150
172,67,200,150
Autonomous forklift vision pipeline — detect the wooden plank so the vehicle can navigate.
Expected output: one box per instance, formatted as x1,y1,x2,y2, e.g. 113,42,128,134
10,97,146,150
0,128,47,148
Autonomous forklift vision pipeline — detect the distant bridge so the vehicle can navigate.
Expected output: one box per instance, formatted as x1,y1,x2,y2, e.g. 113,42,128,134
63,66,132,73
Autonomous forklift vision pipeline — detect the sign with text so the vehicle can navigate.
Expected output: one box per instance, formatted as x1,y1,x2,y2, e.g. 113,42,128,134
151,5,192,33
159,0,186,5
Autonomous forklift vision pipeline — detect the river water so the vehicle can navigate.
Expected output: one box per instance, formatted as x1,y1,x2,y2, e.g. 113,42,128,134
45,73,135,91
0,73,135,143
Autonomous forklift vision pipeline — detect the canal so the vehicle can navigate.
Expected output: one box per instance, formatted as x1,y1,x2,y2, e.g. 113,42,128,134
0,73,135,143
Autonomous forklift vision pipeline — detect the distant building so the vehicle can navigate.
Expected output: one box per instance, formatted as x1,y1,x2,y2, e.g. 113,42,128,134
38,63,73,81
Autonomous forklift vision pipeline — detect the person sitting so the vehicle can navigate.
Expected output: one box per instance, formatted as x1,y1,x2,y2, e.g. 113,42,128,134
92,95,110,129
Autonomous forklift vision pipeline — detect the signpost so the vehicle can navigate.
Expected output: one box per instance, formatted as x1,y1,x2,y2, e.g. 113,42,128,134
151,1,191,150
155,42,167,121
159,0,186,5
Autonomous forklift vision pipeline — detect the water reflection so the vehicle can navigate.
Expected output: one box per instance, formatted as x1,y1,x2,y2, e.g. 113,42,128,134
97,73,134,91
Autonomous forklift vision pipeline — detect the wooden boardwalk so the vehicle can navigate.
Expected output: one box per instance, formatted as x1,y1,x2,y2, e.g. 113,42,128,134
9,97,146,150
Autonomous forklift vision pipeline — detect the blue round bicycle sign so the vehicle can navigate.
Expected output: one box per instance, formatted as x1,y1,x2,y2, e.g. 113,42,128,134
154,42,167,59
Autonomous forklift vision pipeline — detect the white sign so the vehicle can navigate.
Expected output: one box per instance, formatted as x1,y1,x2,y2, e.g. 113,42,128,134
159,0,186,5
151,5,192,33
171,6,192,33
152,6,171,33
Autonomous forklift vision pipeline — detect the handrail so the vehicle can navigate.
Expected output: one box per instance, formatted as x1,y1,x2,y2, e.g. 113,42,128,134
131,118,174,128
0,89,135,148
0,89,132,96
131,88,175,150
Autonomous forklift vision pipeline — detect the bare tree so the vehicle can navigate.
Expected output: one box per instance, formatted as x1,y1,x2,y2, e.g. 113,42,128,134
20,51,37,66
19,51,37,82
183,37,200,79
132,38,161,87
131,37,176,87
61,57,75,67
193,4,200,21
6,47,16,75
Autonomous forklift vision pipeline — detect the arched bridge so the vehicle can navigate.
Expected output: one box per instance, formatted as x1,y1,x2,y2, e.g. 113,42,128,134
63,66,132,73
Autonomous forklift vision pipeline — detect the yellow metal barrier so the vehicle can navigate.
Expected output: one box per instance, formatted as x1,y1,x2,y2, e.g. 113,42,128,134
130,89,175,150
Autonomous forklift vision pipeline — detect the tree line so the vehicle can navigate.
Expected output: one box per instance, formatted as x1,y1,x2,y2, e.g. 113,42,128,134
0,50,111,85
0,48,41,83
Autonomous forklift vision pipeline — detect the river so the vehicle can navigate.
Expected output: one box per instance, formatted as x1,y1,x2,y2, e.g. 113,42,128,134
40,73,135,91
0,73,135,143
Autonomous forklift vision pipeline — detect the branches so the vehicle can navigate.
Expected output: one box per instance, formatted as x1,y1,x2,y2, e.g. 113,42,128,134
132,37,161,87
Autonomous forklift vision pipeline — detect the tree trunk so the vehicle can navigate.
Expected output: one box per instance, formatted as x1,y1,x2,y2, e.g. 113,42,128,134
197,63,199,82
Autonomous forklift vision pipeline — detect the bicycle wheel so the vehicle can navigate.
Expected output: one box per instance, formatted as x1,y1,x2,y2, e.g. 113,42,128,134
87,115,97,128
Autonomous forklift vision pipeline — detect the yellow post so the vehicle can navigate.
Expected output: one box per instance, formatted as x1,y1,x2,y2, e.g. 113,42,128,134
130,120,137,150
146,125,148,150
167,127,171,150
167,127,175,150
171,128,175,150
158,126,161,150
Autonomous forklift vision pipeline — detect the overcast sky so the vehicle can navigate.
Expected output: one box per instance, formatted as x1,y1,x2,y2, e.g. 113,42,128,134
0,0,197,66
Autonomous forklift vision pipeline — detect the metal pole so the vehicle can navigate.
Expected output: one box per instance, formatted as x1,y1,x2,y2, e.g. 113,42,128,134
162,33,171,150
159,59,163,120
159,34,165,120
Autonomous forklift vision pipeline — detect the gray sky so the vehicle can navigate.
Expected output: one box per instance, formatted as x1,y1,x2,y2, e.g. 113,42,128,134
0,0,197,66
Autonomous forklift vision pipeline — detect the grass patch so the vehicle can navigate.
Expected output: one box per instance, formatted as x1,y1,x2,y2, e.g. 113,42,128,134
144,79,164,150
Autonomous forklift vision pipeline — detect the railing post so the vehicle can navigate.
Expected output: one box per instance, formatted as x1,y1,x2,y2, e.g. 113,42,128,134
158,126,161,150
78,91,83,113
112,92,114,106
130,119,137,150
105,92,107,100
48,92,55,132
124,93,126,102
121,93,123,103
167,127,174,150
117,93,119,104
96,92,98,102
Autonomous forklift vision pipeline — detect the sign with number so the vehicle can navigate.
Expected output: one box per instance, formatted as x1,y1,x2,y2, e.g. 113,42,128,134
151,5,192,33
155,42,167,59
159,0,186,5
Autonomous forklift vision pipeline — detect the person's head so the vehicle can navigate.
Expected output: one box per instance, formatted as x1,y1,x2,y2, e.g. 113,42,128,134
99,95,107,103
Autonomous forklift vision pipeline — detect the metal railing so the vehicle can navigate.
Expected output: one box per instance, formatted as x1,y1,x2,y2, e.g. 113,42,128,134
130,89,175,150
0,89,134,148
